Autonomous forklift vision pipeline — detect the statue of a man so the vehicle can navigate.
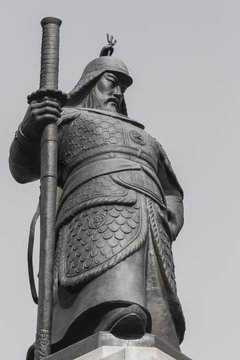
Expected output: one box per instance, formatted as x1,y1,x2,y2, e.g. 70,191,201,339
9,42,185,355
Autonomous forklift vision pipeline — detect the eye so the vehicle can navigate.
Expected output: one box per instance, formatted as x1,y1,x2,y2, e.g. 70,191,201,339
108,78,117,87
105,74,117,86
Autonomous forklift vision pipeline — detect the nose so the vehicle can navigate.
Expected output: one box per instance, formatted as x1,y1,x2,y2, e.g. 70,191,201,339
113,85,123,100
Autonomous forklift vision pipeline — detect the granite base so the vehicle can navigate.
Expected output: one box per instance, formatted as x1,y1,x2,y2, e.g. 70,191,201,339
46,332,191,360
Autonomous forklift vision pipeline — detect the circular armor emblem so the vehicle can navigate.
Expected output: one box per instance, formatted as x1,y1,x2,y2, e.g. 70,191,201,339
130,130,145,145
89,214,106,229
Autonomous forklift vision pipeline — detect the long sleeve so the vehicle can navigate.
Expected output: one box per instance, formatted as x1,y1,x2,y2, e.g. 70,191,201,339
9,128,41,183
9,119,65,184
157,144,184,241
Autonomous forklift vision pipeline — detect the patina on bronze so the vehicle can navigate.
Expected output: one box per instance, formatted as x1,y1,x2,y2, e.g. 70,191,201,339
9,20,186,360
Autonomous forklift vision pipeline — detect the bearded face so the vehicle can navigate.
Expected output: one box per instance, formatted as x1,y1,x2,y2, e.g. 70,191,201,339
78,72,127,114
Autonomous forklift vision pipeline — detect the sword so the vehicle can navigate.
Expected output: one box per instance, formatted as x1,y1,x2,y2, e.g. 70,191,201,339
27,17,66,360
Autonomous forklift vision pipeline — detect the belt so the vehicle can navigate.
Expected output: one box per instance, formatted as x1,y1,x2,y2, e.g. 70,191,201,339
58,158,165,212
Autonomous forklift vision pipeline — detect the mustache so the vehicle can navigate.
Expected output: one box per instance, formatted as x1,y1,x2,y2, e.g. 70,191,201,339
106,97,119,104
105,97,122,109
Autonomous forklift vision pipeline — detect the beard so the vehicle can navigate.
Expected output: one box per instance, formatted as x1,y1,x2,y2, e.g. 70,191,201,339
79,85,121,113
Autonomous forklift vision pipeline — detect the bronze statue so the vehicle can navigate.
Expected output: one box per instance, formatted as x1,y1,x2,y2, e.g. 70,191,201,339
9,20,185,359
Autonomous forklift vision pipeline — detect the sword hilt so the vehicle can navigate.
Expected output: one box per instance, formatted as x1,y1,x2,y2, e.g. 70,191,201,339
40,17,62,90
27,17,67,105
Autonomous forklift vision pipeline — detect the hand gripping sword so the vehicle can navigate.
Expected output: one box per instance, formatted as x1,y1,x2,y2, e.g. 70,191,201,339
27,17,67,360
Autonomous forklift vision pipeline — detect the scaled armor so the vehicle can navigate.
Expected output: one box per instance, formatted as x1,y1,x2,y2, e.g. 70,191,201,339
50,106,185,350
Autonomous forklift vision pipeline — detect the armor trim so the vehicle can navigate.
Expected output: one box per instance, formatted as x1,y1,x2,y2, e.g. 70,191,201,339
58,108,145,129
111,174,166,210
58,158,142,208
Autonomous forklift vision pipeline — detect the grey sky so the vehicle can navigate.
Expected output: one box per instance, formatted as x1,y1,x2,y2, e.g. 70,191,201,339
1,1,239,359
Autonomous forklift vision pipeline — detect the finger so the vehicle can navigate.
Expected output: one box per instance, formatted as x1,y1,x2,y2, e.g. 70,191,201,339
35,114,59,125
41,96,62,109
31,99,62,112
33,107,61,118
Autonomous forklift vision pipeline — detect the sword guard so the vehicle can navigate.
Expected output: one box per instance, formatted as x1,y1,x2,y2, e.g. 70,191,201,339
27,89,67,106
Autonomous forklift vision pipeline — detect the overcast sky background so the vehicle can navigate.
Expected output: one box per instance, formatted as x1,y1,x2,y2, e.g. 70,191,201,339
1,1,240,359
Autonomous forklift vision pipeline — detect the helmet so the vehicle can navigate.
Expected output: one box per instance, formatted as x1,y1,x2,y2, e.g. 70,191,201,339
67,36,133,115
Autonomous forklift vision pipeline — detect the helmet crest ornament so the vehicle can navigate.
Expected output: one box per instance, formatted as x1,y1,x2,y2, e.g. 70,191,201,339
100,34,117,57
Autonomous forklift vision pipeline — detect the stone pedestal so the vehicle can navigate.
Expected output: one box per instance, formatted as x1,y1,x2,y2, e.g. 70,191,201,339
61,345,184,359
46,332,191,360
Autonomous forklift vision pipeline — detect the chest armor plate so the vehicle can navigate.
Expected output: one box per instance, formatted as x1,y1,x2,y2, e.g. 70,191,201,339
58,109,161,182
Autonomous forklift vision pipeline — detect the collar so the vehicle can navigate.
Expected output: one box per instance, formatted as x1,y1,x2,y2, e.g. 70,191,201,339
58,107,145,129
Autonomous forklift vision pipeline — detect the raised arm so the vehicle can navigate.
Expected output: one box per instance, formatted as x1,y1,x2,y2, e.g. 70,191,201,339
9,98,62,183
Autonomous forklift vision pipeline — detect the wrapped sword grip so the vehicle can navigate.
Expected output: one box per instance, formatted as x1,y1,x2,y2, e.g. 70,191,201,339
27,17,67,105
40,17,62,90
